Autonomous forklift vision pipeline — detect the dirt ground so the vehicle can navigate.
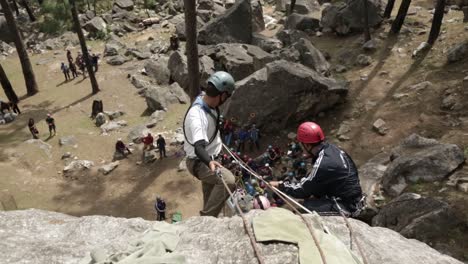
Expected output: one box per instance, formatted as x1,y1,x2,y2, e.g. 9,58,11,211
0,0,467,259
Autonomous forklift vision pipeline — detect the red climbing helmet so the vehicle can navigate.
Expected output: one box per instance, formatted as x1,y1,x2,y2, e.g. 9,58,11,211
297,122,325,144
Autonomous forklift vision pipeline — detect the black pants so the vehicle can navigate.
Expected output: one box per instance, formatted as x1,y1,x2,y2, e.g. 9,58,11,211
12,104,20,114
49,124,56,134
157,211,166,221
159,146,166,158
64,71,70,81
302,198,353,216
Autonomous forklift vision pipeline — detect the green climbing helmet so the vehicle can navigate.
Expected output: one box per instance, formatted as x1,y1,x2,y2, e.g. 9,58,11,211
207,71,235,95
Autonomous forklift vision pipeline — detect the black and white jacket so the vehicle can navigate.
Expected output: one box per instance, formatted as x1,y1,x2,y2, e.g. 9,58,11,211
282,142,363,203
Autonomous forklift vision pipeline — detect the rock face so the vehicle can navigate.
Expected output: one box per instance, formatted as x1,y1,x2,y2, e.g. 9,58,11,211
106,55,131,65
84,17,107,36
198,0,253,44
114,0,134,10
291,38,331,76
251,0,265,32
252,33,283,53
225,60,347,132
145,86,170,111
168,51,215,91
447,40,468,63
321,0,385,35
286,0,320,14
144,56,170,85
203,43,276,81
0,15,13,43
382,134,465,197
0,209,463,264
372,193,463,242
285,13,320,32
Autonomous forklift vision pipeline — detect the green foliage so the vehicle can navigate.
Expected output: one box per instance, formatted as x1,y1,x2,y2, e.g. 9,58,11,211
144,0,156,9
93,30,108,40
39,0,73,34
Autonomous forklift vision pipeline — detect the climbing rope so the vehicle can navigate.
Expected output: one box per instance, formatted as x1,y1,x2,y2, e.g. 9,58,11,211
215,168,266,264
222,144,328,264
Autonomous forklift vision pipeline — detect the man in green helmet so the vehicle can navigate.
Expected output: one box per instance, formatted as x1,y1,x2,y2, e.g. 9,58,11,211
183,71,237,217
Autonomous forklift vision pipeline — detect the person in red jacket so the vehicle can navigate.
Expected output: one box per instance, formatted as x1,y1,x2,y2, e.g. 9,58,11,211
143,133,154,151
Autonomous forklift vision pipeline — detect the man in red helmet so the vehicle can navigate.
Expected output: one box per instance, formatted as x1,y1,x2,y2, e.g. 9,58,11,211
270,122,364,216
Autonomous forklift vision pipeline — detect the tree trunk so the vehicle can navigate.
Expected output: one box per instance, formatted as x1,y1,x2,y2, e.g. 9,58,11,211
36,0,42,5
184,0,199,102
10,0,19,16
363,0,372,41
383,0,396,18
0,62,19,103
93,0,97,13
289,0,296,15
390,0,412,34
20,0,36,22
69,0,100,94
427,0,446,45
0,0,39,96
86,0,90,10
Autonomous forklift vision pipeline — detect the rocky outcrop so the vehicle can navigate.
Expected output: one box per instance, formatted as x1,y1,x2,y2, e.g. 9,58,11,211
286,0,320,14
225,60,347,132
168,51,215,91
0,209,463,264
0,15,13,43
84,17,107,36
251,0,265,32
321,0,385,35
382,134,465,197
285,13,320,32
144,56,170,85
447,40,468,63
198,0,253,44
252,33,283,53
372,193,463,242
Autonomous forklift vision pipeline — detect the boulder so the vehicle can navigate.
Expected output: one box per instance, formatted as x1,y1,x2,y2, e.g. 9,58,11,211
146,110,166,128
129,75,150,89
292,38,331,76
275,29,309,46
252,33,283,53
168,51,215,92
2,112,16,123
286,0,320,14
169,82,190,104
198,0,253,44
356,54,373,66
382,134,465,197
447,40,468,63
114,0,134,11
174,15,205,41
103,41,125,57
125,49,151,60
358,153,389,207
106,55,131,65
144,56,170,85
61,152,72,159
113,151,126,161
144,86,171,111
0,209,463,264
372,118,387,135
63,160,94,173
276,0,288,11
84,17,107,35
224,60,347,132
0,41,14,55
100,120,128,133
127,125,151,143
321,0,385,35
251,0,265,32
95,113,106,127
98,161,120,175
103,110,125,120
372,193,463,242
285,13,320,32
59,136,77,146
198,0,214,10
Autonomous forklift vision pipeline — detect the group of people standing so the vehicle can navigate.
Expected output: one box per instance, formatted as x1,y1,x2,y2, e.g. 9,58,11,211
221,120,260,153
61,50,99,82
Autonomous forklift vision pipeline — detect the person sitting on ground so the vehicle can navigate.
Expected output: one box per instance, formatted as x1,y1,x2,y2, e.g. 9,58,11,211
45,113,56,136
155,196,166,221
270,122,364,216
60,62,71,82
28,118,39,139
143,133,154,151
115,138,132,158
156,134,167,159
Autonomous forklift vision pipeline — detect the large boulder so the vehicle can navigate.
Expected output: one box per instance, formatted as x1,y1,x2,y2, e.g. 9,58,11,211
382,134,465,197
100,120,128,133
83,17,107,36
103,40,126,57
292,38,331,76
114,0,134,10
0,209,463,264
168,51,215,92
144,56,170,85
252,33,283,53
286,0,320,14
321,0,385,35
95,113,106,127
358,153,389,207
224,60,347,132
275,29,309,46
106,55,131,65
447,40,468,63
169,82,190,104
98,161,119,175
198,0,253,44
173,15,205,41
63,160,94,174
372,193,463,243
144,86,170,112
203,43,276,81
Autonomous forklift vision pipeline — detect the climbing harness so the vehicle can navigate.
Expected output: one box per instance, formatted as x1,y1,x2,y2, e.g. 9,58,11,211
215,168,266,264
